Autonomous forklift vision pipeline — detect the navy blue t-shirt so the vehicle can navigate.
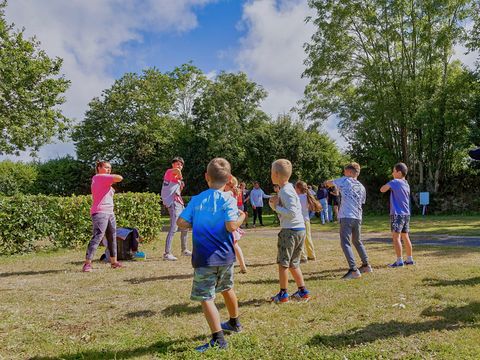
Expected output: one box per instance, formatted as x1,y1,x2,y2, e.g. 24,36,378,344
180,189,238,268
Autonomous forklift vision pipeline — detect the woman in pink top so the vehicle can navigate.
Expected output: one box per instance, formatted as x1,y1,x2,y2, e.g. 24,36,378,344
82,161,124,272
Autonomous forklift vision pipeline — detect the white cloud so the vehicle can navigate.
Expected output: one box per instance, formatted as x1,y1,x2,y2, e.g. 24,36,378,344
2,0,215,161
236,0,345,147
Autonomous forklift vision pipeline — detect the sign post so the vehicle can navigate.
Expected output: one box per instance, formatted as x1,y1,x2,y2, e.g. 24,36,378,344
419,192,430,216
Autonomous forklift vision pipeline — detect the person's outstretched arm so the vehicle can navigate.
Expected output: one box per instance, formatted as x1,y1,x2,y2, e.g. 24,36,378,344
380,184,391,193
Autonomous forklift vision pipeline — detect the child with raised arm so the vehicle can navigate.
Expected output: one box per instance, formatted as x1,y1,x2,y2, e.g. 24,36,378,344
295,181,320,261
82,161,123,272
380,162,415,267
268,159,310,303
177,158,245,352
326,162,372,279
225,176,248,274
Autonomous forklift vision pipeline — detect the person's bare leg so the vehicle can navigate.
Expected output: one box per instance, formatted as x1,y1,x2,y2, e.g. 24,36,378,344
279,265,289,289
289,267,305,288
392,232,402,258
221,289,239,318
201,300,221,333
234,243,247,273
401,232,413,257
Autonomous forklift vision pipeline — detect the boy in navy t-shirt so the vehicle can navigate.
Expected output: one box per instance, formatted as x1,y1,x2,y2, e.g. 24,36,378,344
177,158,245,352
380,162,415,267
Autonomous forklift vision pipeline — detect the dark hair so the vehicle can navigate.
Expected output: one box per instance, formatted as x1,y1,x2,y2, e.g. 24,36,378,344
95,160,111,174
207,158,231,186
171,156,184,165
394,162,408,176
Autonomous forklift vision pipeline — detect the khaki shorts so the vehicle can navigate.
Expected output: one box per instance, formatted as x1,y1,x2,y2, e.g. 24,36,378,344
190,265,234,301
277,229,306,268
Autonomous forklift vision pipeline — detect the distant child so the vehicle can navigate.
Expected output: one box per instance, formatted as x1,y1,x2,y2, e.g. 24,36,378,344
316,182,330,224
268,159,310,303
82,161,124,272
295,181,320,261
177,158,246,352
239,182,250,228
161,157,191,261
326,162,372,279
225,176,248,274
380,162,415,267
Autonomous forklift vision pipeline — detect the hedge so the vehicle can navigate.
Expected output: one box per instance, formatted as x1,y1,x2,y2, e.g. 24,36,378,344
0,193,162,255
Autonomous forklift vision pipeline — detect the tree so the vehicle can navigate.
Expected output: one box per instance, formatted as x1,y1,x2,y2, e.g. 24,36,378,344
303,0,477,192
0,1,70,155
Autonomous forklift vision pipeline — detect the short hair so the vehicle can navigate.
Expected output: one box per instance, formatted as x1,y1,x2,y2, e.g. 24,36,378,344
344,162,361,175
272,159,292,179
394,162,408,176
171,156,184,165
207,158,231,186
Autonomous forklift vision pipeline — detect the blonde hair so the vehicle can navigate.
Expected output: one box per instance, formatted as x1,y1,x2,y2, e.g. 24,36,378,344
271,159,292,179
226,175,239,196
295,180,322,212
207,158,231,186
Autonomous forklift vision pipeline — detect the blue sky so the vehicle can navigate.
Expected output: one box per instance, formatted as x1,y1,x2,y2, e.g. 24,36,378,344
2,0,348,160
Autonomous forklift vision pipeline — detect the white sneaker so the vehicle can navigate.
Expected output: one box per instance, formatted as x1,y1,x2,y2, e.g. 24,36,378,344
182,250,192,256
163,253,178,261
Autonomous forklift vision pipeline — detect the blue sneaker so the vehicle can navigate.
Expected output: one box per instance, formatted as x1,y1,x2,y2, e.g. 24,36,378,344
270,291,289,303
195,339,227,353
221,321,243,333
290,289,311,302
388,261,404,268
133,251,146,261
405,260,415,266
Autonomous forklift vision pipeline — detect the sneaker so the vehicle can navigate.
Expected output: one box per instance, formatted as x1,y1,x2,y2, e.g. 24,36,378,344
163,253,178,261
270,291,289,303
405,260,415,266
195,339,227,353
111,262,124,269
221,321,243,333
133,251,146,261
358,264,373,273
82,263,92,272
342,269,361,279
388,261,404,268
290,289,311,302
182,250,192,256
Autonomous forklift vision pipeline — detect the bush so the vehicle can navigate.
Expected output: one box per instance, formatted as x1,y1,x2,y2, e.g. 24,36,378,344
0,160,38,195
0,193,162,255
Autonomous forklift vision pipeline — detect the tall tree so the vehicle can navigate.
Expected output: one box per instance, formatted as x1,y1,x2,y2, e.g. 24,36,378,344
0,1,70,155
303,0,476,192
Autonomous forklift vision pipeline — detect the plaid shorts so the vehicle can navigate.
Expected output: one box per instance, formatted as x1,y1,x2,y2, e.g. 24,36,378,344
277,228,306,268
391,215,410,233
190,265,234,301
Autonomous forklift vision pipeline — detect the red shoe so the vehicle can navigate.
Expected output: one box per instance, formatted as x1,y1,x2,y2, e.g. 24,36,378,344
111,262,124,269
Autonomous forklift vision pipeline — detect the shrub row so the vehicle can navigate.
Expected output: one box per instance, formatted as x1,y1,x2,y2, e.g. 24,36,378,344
0,193,162,255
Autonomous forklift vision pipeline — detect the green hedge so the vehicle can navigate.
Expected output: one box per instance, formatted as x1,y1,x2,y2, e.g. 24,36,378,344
0,193,162,255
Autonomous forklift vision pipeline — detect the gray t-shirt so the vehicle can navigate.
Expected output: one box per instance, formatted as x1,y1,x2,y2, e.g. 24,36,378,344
275,183,305,229
333,176,366,220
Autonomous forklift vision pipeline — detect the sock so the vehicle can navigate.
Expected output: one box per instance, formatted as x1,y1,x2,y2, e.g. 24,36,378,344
279,288,288,296
212,331,226,344
397,257,403,264
407,256,413,262
298,286,306,292
229,317,241,328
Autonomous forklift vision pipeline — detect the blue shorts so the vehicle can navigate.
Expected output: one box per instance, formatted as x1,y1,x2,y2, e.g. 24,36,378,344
190,265,234,301
391,215,410,233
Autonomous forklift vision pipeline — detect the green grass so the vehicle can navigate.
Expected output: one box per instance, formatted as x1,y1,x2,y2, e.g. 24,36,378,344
1,217,480,359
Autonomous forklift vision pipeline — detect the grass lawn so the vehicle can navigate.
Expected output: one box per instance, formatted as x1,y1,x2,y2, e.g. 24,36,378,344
1,216,479,359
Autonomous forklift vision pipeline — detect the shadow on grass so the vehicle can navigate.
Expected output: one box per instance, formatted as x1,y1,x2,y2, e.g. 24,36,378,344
309,302,480,348
125,273,192,284
0,269,65,278
423,277,480,287
30,336,205,359
161,298,266,317
246,262,277,268
125,310,157,318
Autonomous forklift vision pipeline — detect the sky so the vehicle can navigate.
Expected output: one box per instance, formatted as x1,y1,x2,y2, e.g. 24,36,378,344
3,0,345,161
2,0,478,161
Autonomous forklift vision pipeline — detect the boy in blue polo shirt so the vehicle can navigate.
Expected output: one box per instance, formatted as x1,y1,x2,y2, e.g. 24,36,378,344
380,162,414,267
177,158,246,352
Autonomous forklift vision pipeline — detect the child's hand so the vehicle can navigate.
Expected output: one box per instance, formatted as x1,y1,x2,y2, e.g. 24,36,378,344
171,168,183,181
269,195,279,208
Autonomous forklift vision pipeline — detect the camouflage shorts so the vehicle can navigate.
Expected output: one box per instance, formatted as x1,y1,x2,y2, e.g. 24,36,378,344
391,215,410,233
190,264,234,301
277,229,306,268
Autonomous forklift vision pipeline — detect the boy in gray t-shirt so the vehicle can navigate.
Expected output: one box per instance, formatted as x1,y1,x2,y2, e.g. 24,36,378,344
327,162,372,279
